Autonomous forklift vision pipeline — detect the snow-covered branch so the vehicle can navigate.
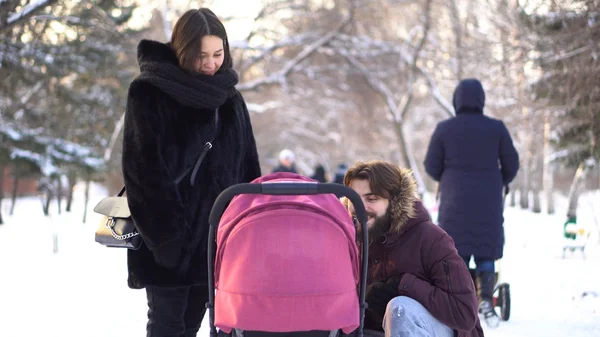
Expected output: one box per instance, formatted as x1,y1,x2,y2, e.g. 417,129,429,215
237,14,353,92
542,45,590,64
340,51,399,119
1,0,58,30
398,0,432,120
238,32,320,73
418,67,454,117
30,14,82,24
160,3,172,40
103,113,124,162
1,122,104,173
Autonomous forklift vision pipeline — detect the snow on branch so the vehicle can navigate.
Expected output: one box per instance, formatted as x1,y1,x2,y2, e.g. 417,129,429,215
103,113,124,162
160,4,172,40
10,147,58,176
2,0,57,30
238,32,319,73
237,14,354,92
417,67,454,117
1,122,104,173
542,45,590,64
333,33,454,118
30,14,81,24
339,51,400,121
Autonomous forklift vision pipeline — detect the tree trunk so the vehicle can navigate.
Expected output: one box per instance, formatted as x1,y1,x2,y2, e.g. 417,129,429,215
448,0,463,80
519,149,530,209
82,179,90,223
56,177,62,214
519,174,530,209
66,172,76,212
532,187,541,213
509,185,516,207
531,142,542,213
566,162,588,218
542,113,555,214
10,175,19,215
393,120,426,196
0,164,5,225
42,190,52,216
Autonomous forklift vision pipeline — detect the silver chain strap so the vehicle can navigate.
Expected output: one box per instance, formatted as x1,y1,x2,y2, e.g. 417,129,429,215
105,217,140,241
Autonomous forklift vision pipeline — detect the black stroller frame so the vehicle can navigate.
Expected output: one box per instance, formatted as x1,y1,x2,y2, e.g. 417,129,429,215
207,183,370,337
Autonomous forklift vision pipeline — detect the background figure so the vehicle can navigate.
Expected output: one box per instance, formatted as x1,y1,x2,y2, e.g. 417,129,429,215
423,78,519,326
333,163,348,184
271,149,297,173
333,163,348,198
310,164,328,183
122,8,261,337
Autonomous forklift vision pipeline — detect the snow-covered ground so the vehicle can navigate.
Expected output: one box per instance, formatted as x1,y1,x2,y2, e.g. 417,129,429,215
0,184,598,337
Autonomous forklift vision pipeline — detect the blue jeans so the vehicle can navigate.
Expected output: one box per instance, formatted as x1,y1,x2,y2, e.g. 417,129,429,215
364,296,453,337
461,255,495,273
461,255,495,302
146,285,208,337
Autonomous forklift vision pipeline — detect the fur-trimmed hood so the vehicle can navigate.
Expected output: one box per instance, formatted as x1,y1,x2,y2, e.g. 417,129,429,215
388,167,419,234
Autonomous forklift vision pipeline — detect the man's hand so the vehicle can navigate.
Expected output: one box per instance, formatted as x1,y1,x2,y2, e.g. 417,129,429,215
366,277,400,318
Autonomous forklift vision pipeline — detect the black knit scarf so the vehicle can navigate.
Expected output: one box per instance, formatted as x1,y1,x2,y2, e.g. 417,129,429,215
133,61,239,110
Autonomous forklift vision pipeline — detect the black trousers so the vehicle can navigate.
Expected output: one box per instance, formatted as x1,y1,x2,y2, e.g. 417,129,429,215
146,285,209,337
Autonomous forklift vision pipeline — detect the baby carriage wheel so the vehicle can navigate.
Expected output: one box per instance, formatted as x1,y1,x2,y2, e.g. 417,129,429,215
496,283,511,321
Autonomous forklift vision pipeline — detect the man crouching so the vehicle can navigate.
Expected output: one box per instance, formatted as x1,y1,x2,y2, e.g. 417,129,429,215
344,160,484,337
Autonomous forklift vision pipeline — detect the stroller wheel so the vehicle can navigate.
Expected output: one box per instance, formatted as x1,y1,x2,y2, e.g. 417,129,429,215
497,283,511,321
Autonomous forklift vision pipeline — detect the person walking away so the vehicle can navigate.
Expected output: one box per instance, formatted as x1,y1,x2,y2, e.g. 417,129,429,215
423,78,519,328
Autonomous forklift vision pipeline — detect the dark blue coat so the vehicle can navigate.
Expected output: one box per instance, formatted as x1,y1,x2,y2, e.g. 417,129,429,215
423,79,519,260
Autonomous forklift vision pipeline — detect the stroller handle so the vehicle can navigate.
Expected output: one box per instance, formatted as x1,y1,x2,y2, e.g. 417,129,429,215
209,182,368,227
207,182,369,337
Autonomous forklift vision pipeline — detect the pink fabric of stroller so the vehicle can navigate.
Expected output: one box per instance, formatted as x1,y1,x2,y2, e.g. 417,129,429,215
214,173,360,334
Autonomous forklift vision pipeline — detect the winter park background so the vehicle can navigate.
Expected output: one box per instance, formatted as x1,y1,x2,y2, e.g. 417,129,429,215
1,1,599,337
0,186,598,337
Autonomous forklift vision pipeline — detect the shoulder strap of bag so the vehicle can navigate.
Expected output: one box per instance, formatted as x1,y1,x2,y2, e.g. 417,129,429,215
189,107,221,186
117,108,221,197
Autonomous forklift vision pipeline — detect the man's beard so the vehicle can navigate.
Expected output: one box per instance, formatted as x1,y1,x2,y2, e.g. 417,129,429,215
355,206,391,245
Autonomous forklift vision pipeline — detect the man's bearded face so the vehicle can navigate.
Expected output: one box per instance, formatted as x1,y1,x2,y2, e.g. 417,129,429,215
347,179,391,243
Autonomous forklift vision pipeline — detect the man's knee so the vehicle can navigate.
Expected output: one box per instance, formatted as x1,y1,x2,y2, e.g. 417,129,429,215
385,296,425,320
383,296,454,337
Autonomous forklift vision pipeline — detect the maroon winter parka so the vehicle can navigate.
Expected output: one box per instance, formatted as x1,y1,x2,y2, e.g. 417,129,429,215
352,168,484,337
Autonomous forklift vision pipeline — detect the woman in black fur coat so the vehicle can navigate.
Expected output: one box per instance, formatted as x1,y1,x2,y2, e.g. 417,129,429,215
122,8,261,337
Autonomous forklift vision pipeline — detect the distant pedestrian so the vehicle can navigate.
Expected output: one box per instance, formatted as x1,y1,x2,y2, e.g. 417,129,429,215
310,164,328,183
271,149,298,173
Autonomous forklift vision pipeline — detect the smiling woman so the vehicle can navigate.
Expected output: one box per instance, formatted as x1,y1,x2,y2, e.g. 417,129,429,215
121,6,262,337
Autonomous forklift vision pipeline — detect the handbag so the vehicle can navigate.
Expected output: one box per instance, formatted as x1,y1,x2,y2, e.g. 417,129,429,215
94,109,220,249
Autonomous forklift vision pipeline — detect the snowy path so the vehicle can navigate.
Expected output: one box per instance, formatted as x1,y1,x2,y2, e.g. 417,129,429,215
0,188,598,337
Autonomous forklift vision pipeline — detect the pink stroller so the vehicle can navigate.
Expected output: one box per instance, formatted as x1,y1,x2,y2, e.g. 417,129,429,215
206,173,369,337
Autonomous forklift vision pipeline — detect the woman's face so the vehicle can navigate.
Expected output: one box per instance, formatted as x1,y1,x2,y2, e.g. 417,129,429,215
195,35,224,75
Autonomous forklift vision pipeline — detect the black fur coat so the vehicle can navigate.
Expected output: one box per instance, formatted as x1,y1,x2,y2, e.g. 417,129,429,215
122,40,261,289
